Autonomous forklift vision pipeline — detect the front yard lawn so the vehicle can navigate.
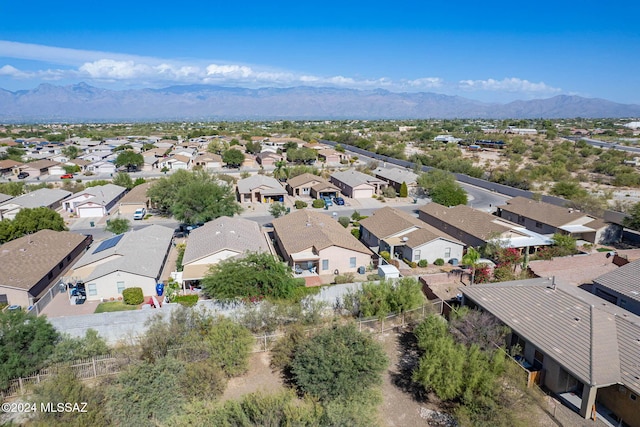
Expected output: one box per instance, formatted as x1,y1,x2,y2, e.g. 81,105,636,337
94,301,139,313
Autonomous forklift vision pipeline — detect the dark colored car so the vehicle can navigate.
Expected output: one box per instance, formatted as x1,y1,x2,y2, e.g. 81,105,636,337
60,173,74,179
17,172,29,179
333,196,345,205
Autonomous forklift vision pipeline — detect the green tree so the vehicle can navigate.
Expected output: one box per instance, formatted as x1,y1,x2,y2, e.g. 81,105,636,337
147,170,241,224
418,169,467,206
244,140,262,154
399,181,408,197
63,164,81,174
550,181,587,199
201,252,303,301
338,216,350,228
551,233,578,256
200,317,254,377
61,145,80,160
105,217,130,234
114,150,144,171
207,139,229,154
287,147,317,164
623,201,640,231
0,309,59,387
273,159,290,181
111,171,134,189
0,181,25,196
222,148,245,168
269,201,288,218
0,207,67,244
47,329,110,364
462,247,481,285
291,325,387,402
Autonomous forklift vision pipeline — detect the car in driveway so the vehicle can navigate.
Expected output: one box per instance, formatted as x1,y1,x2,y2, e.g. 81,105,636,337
17,171,29,179
322,196,333,207
60,173,74,179
333,196,345,205
133,208,146,220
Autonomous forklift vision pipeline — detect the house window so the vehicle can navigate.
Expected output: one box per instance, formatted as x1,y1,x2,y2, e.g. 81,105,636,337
58,262,64,270
535,221,543,229
117,281,125,294
518,215,525,224
533,349,544,370
444,247,451,258
349,257,356,268
47,272,53,280
87,283,97,296
322,259,329,271
620,299,627,308
413,250,421,261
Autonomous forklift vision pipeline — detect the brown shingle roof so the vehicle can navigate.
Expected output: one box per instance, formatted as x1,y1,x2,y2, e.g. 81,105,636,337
118,182,152,205
0,159,23,169
286,173,324,188
0,230,87,292
500,196,601,228
419,203,515,240
273,210,371,256
23,159,60,170
360,206,423,239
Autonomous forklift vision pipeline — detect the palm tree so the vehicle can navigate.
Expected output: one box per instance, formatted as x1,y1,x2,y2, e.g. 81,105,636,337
273,160,289,181
462,247,480,285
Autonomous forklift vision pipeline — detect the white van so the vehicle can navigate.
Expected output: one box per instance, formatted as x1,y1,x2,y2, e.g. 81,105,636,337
133,208,146,220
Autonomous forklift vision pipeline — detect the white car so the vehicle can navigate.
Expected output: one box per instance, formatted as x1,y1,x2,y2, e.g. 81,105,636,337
133,208,146,220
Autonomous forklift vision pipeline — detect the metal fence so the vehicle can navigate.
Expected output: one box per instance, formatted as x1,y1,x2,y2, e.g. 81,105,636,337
28,279,65,316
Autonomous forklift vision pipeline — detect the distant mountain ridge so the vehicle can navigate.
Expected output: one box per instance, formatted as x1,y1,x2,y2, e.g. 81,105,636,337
0,83,639,121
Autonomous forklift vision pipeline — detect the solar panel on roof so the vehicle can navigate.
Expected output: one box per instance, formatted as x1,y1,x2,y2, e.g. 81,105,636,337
93,234,124,254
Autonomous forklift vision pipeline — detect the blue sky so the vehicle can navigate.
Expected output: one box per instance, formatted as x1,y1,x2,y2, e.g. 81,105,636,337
0,0,638,104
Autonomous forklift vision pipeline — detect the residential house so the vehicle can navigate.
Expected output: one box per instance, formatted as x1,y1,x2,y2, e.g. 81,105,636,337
181,217,270,284
0,159,22,176
0,188,71,220
117,182,151,215
462,277,640,425
256,152,284,167
48,163,67,176
87,161,117,175
496,197,621,244
272,210,372,276
193,152,223,169
159,155,192,170
62,184,126,218
317,148,348,165
0,230,92,307
330,170,386,198
70,225,173,301
79,151,112,162
18,159,60,178
527,252,620,286
66,158,91,172
359,207,464,264
373,167,418,193
236,175,287,203
418,203,553,252
142,155,159,172
592,259,640,316
286,173,340,199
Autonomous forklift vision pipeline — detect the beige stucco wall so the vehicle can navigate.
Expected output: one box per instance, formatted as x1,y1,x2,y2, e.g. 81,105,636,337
0,286,32,307
317,246,371,274
85,271,157,301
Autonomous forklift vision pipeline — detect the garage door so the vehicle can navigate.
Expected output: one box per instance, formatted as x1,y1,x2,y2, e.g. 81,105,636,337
77,206,105,218
352,188,374,199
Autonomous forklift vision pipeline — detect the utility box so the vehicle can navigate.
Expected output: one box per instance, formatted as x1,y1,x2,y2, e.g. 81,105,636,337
378,264,400,279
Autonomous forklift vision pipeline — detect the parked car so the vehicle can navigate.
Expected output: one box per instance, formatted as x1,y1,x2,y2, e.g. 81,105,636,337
322,196,333,207
17,172,29,179
133,208,147,220
60,173,74,179
333,196,345,205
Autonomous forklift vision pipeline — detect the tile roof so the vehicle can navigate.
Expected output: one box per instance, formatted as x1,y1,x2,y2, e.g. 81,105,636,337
236,175,286,195
272,210,371,256
0,230,88,292
499,196,602,228
373,166,418,185
528,252,619,286
182,216,268,265
462,278,640,393
330,170,385,188
593,259,640,303
1,188,71,209
118,182,152,205
73,225,173,282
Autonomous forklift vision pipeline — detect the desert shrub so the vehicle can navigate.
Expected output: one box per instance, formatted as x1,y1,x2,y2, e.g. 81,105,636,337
294,200,308,209
379,251,390,261
122,287,144,305
312,199,325,208
338,216,350,228
334,273,355,284
351,228,361,239
180,360,226,400
434,258,445,266
173,295,198,307
418,259,429,267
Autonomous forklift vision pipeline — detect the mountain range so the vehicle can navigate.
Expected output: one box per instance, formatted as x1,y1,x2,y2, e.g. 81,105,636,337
1,83,639,121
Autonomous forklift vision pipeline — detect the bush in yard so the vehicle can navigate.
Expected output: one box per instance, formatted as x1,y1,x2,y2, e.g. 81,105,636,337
350,228,360,240
338,216,350,228
334,273,355,284
122,287,144,305
173,295,198,307
379,251,390,261
291,324,387,402
434,258,445,266
418,259,429,268
312,199,325,208
294,200,308,209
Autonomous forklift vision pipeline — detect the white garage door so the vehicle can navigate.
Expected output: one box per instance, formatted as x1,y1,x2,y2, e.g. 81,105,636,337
77,206,105,218
352,188,374,199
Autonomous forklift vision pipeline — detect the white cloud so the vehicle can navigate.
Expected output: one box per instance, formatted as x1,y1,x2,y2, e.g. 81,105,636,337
0,65,28,78
458,77,561,94
405,77,444,88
